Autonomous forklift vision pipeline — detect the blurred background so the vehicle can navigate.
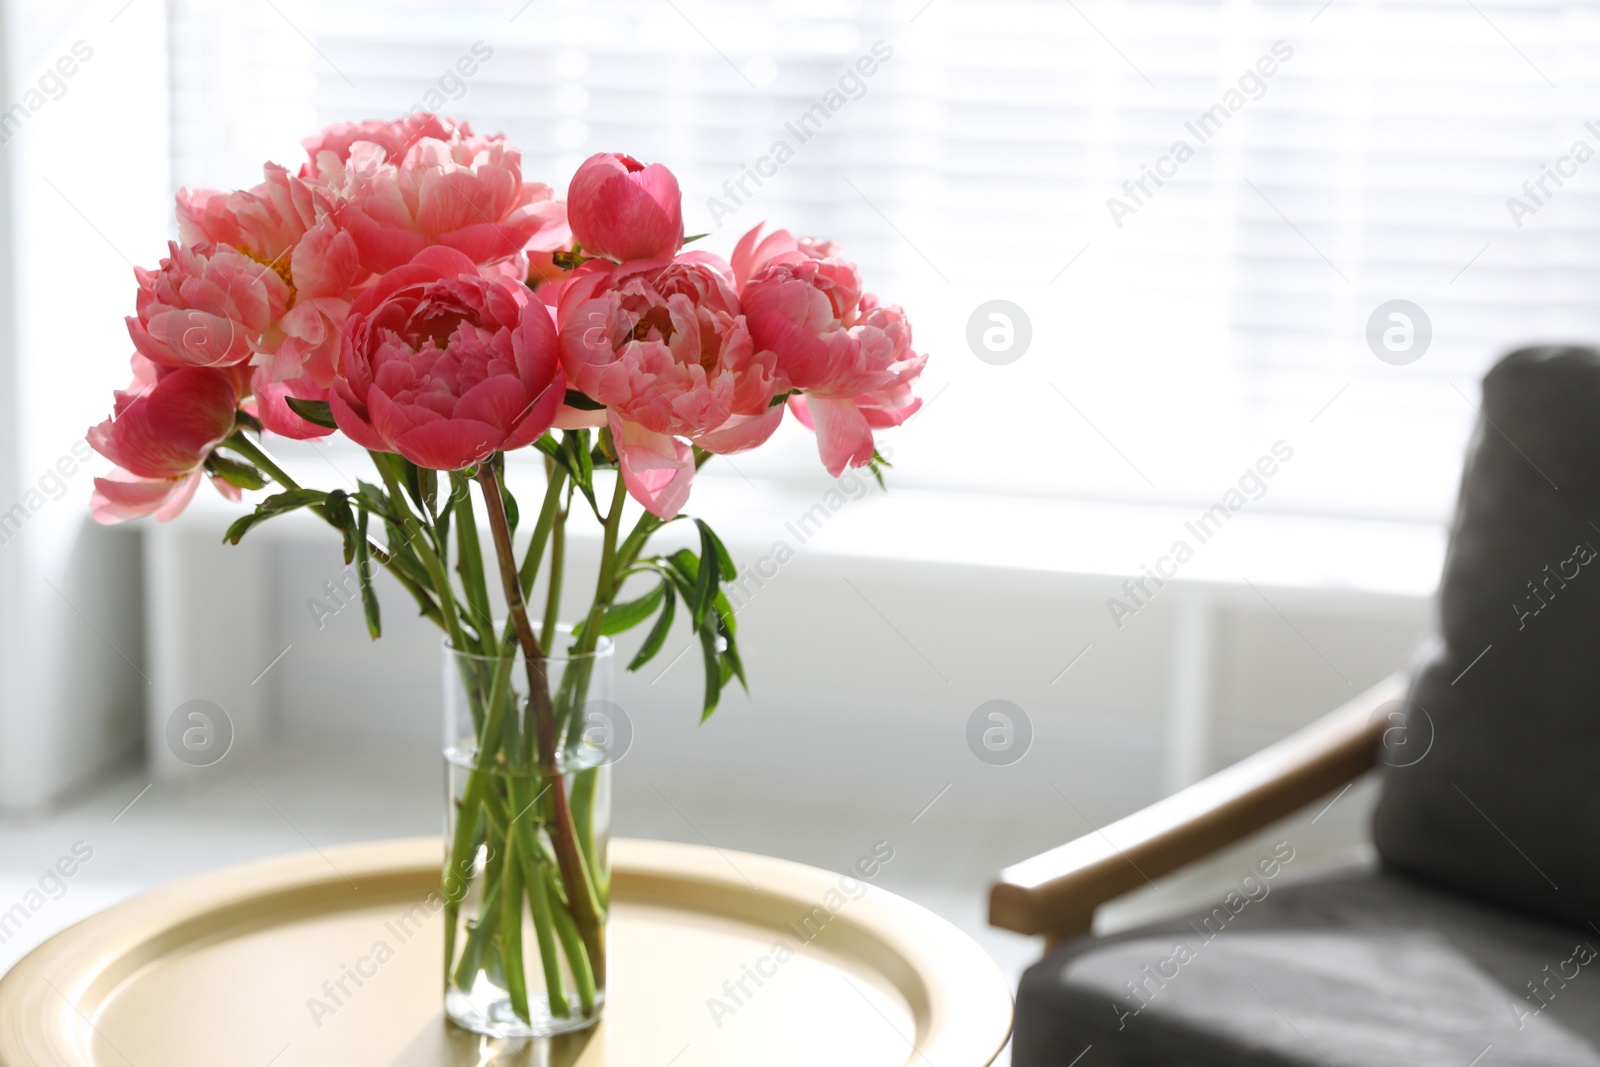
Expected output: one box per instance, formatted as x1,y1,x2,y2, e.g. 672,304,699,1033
1,0,1591,1051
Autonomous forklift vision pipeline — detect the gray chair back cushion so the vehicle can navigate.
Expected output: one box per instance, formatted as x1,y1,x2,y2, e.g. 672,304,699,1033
1373,344,1600,928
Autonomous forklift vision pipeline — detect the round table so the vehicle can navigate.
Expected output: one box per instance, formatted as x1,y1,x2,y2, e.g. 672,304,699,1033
0,837,1012,1066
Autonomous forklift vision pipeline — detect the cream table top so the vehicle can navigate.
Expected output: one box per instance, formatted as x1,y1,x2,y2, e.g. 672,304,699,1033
0,837,1012,1066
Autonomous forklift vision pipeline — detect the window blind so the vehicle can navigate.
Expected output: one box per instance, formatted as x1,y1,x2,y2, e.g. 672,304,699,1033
167,0,1600,523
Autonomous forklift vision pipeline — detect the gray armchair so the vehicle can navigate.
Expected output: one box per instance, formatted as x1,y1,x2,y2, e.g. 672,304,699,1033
992,346,1600,1066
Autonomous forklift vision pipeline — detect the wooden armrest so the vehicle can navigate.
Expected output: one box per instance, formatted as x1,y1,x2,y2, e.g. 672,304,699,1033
988,672,1405,941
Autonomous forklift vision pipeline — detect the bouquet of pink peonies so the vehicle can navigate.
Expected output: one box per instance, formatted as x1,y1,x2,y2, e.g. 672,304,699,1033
88,114,924,1036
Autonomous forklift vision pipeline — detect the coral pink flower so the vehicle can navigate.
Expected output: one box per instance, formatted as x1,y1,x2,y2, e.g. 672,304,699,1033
178,163,318,269
299,114,461,182
730,223,848,293
567,153,683,263
177,162,363,408
127,241,290,370
88,356,243,522
330,247,566,471
558,253,780,440
737,226,924,475
557,252,784,517
319,127,568,276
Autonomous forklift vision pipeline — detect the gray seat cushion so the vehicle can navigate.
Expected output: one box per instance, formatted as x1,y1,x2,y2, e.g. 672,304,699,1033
1014,861,1600,1067
1372,345,1600,928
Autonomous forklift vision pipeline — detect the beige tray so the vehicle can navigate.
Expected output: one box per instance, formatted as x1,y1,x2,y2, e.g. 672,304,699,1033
0,837,1011,1066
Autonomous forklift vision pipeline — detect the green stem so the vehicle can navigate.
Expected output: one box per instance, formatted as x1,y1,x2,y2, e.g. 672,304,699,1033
523,852,572,1018
451,472,495,658
499,832,532,1023
374,453,470,657
477,459,606,987
541,489,569,650
520,460,569,606
572,472,631,657
543,862,596,1015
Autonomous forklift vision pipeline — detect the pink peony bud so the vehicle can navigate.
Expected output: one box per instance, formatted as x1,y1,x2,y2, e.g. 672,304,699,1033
566,153,684,263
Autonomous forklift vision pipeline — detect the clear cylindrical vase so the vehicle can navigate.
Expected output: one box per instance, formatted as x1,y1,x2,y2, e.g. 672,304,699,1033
441,628,613,1038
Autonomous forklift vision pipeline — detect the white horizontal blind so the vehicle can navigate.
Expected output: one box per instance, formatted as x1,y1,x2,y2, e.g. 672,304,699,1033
167,0,1600,522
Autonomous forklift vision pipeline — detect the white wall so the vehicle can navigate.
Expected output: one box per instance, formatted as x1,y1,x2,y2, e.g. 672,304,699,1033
0,0,169,810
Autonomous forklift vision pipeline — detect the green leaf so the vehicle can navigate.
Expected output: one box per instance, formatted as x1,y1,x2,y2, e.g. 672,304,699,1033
867,448,893,490
499,477,520,535
355,480,390,516
562,429,599,517
534,433,562,463
355,508,381,639
322,490,356,564
698,617,722,721
399,461,439,518
693,526,718,627
222,489,328,544
562,389,606,411
694,519,736,581
592,581,665,637
681,232,709,245
324,489,353,529
283,397,338,430
204,452,268,491
627,584,676,671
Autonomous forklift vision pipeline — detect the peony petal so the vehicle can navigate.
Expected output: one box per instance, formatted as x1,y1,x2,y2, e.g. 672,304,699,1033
609,412,693,519
692,405,785,455
251,367,334,440
798,396,875,477
393,418,501,471
329,381,390,451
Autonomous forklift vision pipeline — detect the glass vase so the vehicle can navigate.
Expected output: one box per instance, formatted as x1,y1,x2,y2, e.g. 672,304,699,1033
441,628,613,1038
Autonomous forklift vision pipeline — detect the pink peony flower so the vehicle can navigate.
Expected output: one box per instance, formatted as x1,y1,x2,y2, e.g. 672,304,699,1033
737,226,924,475
566,153,683,263
318,126,568,277
177,162,363,404
127,241,290,370
330,247,566,471
88,356,243,522
557,252,784,517
299,114,462,182
178,163,318,270
557,253,781,440
730,223,848,293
